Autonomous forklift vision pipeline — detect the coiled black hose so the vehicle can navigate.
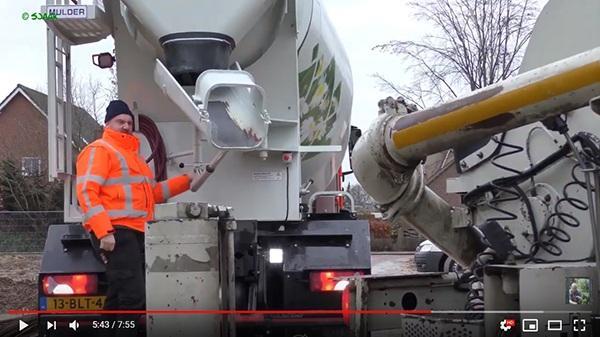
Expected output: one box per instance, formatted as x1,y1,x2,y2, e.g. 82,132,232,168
527,164,588,260
490,136,525,175
482,137,536,259
459,132,599,312
527,134,599,263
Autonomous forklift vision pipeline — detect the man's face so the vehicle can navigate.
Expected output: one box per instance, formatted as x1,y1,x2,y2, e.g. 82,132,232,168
106,114,133,134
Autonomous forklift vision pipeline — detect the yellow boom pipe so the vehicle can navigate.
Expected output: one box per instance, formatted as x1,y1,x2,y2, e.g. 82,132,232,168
388,46,600,162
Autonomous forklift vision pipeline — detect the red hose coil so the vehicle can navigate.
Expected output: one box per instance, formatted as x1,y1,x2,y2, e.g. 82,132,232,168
138,114,167,182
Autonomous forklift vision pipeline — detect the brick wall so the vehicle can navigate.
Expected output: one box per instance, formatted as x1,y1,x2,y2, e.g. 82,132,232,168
427,165,461,207
0,94,48,171
423,151,462,207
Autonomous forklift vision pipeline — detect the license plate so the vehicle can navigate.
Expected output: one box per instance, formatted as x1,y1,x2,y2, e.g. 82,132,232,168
46,296,105,310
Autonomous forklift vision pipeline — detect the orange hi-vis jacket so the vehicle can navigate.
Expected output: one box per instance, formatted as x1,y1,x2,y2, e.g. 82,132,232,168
76,128,191,238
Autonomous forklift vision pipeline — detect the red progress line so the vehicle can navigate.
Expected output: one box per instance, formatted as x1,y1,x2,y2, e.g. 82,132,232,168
8,309,432,316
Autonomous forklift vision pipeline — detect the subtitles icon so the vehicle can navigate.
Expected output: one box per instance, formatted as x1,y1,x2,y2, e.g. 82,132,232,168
522,319,538,332
547,320,562,331
500,319,516,331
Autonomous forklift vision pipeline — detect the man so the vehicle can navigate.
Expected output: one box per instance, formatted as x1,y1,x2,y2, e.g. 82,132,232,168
570,283,583,304
76,100,192,336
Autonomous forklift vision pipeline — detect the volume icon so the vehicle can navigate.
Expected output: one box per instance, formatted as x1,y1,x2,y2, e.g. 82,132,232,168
69,320,79,331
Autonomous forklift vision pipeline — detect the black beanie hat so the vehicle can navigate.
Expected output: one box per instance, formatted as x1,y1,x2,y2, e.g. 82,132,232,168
105,100,134,123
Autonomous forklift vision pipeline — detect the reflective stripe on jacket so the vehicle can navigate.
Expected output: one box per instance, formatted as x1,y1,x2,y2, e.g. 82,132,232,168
76,128,191,238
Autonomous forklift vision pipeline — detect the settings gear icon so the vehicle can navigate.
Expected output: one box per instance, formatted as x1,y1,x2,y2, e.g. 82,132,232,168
500,319,515,331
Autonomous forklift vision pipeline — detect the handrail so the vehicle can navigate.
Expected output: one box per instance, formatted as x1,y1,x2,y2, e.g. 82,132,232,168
308,191,355,214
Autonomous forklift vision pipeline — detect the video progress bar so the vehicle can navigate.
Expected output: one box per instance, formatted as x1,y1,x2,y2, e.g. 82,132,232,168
7,309,594,316
7,309,433,316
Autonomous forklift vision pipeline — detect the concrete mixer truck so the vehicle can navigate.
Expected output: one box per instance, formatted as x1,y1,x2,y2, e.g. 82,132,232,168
343,0,600,336
36,1,369,336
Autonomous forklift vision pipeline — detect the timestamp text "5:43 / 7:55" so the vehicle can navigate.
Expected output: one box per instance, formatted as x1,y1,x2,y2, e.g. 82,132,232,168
92,320,136,329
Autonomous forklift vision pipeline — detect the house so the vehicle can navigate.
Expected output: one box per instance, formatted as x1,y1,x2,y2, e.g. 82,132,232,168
0,84,101,208
423,150,461,207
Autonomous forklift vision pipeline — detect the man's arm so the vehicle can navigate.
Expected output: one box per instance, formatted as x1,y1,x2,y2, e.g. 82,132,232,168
152,175,192,203
76,146,114,239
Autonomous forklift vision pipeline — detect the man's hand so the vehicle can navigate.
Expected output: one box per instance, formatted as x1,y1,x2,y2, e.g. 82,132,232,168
98,233,115,264
100,233,116,251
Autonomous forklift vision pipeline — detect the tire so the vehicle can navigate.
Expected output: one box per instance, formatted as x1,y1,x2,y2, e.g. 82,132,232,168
440,255,460,272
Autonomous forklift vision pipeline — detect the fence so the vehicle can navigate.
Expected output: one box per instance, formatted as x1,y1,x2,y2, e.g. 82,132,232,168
0,210,425,252
0,211,64,252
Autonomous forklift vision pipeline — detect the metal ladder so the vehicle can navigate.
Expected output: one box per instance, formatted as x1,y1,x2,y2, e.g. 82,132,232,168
45,0,110,221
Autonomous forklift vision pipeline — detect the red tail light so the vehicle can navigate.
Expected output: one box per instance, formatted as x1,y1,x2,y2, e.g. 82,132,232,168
342,286,351,326
42,274,98,295
309,270,363,292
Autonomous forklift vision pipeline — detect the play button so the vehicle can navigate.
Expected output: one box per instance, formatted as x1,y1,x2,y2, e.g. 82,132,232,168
18,320,29,331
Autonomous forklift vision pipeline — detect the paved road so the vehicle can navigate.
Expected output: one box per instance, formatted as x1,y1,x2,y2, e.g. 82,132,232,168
371,252,418,276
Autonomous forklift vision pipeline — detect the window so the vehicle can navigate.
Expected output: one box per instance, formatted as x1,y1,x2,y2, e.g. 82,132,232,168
21,157,42,176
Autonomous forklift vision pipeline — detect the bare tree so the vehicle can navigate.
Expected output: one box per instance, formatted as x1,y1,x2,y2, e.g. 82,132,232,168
374,0,539,106
71,73,106,123
70,68,117,138
345,183,377,213
105,67,119,101
371,0,539,185
35,83,48,94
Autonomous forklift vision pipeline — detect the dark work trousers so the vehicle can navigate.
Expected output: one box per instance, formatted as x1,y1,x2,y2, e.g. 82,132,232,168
91,226,146,337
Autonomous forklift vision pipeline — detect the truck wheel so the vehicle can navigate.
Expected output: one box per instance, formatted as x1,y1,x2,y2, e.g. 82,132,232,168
440,255,458,272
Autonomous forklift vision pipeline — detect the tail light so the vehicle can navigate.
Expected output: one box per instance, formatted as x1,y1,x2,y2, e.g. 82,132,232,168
309,270,363,292
42,274,98,295
342,286,351,326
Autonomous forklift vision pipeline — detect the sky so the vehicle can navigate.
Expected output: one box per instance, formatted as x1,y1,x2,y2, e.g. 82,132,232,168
320,0,429,128
0,0,548,176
